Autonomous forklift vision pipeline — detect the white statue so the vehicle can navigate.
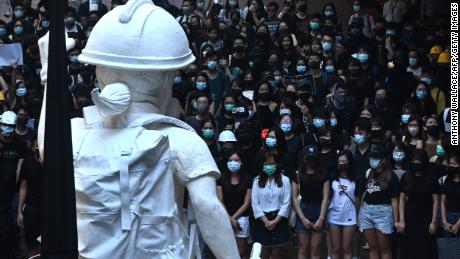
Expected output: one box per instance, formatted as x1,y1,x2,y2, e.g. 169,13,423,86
37,0,240,258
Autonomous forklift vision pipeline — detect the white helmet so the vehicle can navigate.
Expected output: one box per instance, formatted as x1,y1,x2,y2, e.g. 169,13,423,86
218,130,237,142
78,0,195,71
0,111,17,125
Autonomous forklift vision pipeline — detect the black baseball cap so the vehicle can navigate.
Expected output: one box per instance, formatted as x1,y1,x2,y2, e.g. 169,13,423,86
369,144,386,158
303,144,320,158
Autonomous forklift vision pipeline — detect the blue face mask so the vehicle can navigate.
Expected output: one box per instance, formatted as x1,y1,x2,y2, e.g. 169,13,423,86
369,158,381,169
202,129,215,138
324,10,334,16
416,90,428,100
325,65,335,73
401,114,410,124
0,125,14,137
279,108,291,116
41,20,50,28
352,4,361,12
280,123,292,133
224,103,235,112
322,42,332,51
14,26,23,35
420,77,432,85
265,137,277,148
174,76,182,84
357,53,369,63
436,145,445,157
268,80,277,88
0,27,6,37
392,151,405,162
409,58,417,66
313,118,325,128
70,55,79,64
296,65,306,73
263,164,277,175
310,22,320,30
196,82,207,90
16,87,27,97
227,161,241,173
14,10,24,18
330,118,337,127
207,61,217,70
353,134,366,145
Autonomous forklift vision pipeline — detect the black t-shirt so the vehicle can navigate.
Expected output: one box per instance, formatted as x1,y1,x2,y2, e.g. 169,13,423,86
400,173,440,219
284,134,303,177
362,171,399,205
217,173,251,216
320,149,338,178
293,172,328,204
441,178,460,213
0,137,28,211
216,113,235,132
19,157,43,208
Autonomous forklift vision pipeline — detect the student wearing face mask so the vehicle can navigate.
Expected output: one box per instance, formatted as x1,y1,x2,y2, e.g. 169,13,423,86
346,58,371,109
205,51,231,110
390,142,408,180
255,81,278,130
326,81,358,134
185,73,216,116
306,54,329,110
317,128,338,178
217,151,251,259
185,93,213,133
328,151,359,259
292,144,330,259
199,119,219,159
358,144,399,259
216,93,237,132
278,114,302,179
398,115,423,155
423,115,441,159
219,0,244,25
419,71,446,115
409,82,436,119
14,108,34,149
251,153,291,259
440,153,460,238
350,119,372,181
0,111,28,259
348,0,375,38
398,149,439,259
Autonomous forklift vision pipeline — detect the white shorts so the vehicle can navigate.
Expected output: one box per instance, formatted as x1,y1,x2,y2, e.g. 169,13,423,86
235,216,250,238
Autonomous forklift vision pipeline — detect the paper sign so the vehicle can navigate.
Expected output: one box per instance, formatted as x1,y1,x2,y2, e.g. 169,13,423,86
242,90,254,101
0,43,24,66
89,0,99,12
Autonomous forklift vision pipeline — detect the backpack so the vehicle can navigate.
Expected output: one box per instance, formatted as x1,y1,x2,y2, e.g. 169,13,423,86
72,112,198,259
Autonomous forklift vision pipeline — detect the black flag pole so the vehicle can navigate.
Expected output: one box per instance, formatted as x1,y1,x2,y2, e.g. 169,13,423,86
41,0,78,258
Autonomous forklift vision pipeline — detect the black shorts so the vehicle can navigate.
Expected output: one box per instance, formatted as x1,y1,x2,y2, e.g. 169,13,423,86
253,211,289,247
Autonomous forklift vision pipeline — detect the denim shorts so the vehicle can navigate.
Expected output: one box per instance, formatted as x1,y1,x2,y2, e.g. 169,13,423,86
293,202,325,233
359,203,393,235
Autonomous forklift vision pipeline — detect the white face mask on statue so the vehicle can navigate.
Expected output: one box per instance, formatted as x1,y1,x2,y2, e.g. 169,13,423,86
94,67,176,117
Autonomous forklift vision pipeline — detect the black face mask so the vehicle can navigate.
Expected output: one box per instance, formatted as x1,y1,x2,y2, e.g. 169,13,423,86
258,92,270,100
337,163,349,172
298,92,309,102
309,61,320,70
234,46,245,53
305,157,318,166
220,147,235,159
243,80,254,88
238,134,252,145
426,125,438,137
374,28,385,37
411,162,424,173
284,91,297,101
231,88,242,96
370,129,385,140
349,69,360,77
298,4,307,12
17,116,28,126
318,137,331,147
449,166,460,175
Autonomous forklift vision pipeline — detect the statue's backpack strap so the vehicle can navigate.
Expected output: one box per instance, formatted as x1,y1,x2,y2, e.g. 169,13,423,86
128,113,196,133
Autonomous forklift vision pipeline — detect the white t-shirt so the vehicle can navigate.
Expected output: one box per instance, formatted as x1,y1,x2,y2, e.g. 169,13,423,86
328,178,357,225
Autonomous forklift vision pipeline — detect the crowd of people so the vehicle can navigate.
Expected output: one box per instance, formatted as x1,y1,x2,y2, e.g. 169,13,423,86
0,0,457,258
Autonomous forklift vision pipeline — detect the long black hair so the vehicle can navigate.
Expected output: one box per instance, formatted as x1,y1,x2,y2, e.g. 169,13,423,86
403,148,432,193
333,150,354,182
221,150,249,194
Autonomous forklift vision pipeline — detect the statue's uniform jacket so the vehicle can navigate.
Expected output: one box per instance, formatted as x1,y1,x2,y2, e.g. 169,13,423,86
71,112,220,259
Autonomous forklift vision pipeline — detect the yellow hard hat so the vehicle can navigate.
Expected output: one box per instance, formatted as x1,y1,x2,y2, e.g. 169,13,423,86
438,51,450,64
0,92,5,101
430,45,444,55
